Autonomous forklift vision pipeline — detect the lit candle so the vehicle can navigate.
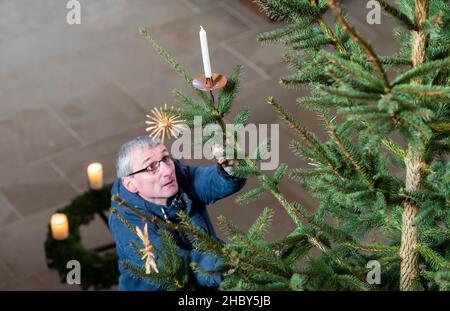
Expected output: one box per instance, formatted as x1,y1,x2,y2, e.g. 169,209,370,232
199,26,212,78
50,213,69,240
87,162,103,190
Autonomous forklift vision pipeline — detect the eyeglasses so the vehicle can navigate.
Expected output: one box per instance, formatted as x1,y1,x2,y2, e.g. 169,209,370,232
127,155,173,177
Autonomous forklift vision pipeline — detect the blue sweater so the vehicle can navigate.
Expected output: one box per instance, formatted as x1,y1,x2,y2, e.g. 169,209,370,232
109,159,246,291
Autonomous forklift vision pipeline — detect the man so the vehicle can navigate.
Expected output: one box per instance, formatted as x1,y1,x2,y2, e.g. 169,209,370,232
109,135,246,290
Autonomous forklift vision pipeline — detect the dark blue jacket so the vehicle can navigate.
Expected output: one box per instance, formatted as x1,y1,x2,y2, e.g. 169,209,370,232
109,159,246,291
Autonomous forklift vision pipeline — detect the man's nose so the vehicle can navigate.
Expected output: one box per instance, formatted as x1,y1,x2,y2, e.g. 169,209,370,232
159,160,173,176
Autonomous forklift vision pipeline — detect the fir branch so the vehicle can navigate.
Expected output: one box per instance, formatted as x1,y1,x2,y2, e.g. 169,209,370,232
227,249,291,283
318,86,381,100
325,67,383,94
138,27,210,104
411,0,429,70
189,264,216,279
248,208,274,240
318,111,375,189
268,188,307,226
113,195,171,229
379,55,412,66
281,70,323,87
122,260,183,290
429,122,450,133
283,28,323,46
257,22,301,44
321,51,386,93
307,236,356,273
284,242,312,267
236,186,266,205
283,53,329,83
233,108,250,127
288,273,305,291
327,0,391,91
273,163,289,183
342,241,399,255
311,0,347,55
420,226,450,245
254,0,321,21
297,96,352,110
308,216,399,254
177,211,225,256
268,96,344,180
218,65,242,116
418,244,450,270
398,111,433,148
254,138,271,161
393,57,450,86
232,161,262,178
434,271,450,290
381,138,407,162
269,228,310,251
158,230,181,271
291,141,348,184
432,67,449,86
110,208,137,234
282,52,307,71
217,215,245,237
228,234,291,278
173,89,215,124
289,167,329,183
112,195,224,256
337,274,370,291
292,36,331,50
376,0,416,30
392,84,450,98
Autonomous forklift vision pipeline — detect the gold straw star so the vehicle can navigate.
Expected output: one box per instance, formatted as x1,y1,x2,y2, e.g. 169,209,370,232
145,104,186,143
135,223,159,274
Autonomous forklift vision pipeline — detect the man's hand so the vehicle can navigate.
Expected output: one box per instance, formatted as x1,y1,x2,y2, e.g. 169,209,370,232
212,144,235,169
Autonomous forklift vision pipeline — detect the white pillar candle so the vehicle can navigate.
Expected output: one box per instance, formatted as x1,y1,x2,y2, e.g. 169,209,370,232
50,213,69,240
87,162,103,190
199,26,212,78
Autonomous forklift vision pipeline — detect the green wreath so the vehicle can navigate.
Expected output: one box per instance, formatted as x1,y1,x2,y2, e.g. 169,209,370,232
44,184,118,290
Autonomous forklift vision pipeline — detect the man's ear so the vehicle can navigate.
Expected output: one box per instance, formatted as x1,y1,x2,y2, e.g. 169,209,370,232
121,177,138,193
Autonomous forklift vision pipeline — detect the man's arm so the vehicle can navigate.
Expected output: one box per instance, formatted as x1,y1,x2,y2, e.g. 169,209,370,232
175,159,246,205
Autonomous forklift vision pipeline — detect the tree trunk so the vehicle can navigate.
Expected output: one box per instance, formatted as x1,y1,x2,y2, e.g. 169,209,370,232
399,0,428,291
400,151,423,290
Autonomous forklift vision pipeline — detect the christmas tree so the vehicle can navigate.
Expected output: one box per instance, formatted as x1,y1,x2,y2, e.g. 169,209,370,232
112,0,449,291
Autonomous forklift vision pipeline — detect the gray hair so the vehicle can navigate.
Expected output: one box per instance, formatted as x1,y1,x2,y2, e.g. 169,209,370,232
116,135,162,178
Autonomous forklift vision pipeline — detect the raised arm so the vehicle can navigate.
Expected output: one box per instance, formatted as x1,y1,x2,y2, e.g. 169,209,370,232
174,159,246,206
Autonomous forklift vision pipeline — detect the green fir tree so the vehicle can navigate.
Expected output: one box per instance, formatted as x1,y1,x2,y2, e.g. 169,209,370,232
112,0,450,291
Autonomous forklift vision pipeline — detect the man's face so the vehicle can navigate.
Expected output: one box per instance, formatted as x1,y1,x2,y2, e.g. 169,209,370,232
123,144,178,205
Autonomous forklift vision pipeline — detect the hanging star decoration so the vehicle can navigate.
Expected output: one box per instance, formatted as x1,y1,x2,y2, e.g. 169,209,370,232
145,104,186,143
135,223,159,274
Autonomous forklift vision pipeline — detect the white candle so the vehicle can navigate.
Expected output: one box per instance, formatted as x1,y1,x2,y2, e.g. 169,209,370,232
87,162,103,190
50,213,69,240
199,26,212,78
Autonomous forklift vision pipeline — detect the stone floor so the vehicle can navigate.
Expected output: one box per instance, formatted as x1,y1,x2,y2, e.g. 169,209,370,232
0,0,398,290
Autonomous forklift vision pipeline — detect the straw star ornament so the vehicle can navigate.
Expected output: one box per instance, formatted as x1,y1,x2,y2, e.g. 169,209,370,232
135,223,159,274
145,104,186,143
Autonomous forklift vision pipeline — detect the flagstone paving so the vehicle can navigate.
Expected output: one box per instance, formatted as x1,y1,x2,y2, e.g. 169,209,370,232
0,0,398,290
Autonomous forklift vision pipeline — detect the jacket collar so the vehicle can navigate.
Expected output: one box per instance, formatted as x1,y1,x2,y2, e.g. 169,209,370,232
111,176,191,222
